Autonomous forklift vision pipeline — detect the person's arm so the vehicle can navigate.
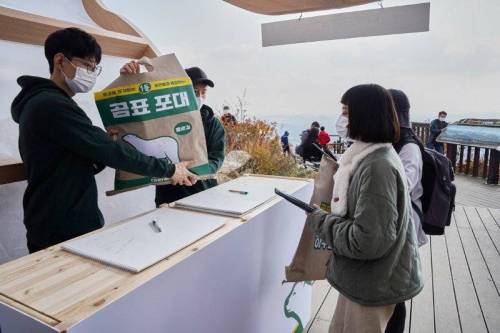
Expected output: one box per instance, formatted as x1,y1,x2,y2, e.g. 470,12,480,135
41,98,175,178
205,116,226,174
399,144,422,194
306,165,399,260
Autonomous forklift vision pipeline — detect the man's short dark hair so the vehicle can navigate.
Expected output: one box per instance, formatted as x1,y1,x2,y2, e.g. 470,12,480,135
341,84,400,143
320,126,325,131
439,111,447,116
44,27,102,74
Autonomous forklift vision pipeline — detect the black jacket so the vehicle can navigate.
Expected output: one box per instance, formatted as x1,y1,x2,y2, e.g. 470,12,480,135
155,104,225,205
428,119,447,143
11,76,175,249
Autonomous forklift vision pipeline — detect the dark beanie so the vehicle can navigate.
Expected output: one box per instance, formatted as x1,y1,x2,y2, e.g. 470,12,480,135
388,89,411,128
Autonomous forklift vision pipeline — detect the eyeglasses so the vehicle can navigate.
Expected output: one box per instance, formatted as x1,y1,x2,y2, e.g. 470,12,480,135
66,57,102,76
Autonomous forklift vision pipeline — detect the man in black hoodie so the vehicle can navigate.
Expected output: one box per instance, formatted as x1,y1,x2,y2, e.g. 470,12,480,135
12,27,198,253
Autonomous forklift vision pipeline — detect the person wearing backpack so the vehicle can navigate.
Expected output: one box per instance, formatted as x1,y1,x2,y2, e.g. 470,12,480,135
385,89,428,333
281,131,290,155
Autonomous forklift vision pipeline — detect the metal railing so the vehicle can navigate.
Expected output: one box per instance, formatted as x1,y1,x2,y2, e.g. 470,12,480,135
412,122,499,185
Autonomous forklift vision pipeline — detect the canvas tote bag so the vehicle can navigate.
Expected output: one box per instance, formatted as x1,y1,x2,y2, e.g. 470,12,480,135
94,54,210,194
285,154,338,282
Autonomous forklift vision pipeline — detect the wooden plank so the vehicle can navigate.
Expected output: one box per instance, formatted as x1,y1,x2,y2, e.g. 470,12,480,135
447,207,488,332
466,207,500,296
487,150,499,185
458,145,465,173
488,208,500,229
482,149,489,179
0,295,60,327
409,240,434,333
472,147,481,177
0,160,25,184
453,176,500,210
0,6,152,59
431,235,461,332
224,0,378,15
477,208,500,254
457,208,500,332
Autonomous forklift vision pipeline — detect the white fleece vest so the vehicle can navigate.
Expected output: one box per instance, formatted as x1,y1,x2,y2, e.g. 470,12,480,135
331,141,392,216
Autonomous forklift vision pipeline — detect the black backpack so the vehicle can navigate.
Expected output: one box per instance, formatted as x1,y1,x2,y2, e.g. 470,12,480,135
394,130,456,235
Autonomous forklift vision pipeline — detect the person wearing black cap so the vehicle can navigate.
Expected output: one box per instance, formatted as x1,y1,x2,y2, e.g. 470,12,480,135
154,66,225,205
386,89,428,333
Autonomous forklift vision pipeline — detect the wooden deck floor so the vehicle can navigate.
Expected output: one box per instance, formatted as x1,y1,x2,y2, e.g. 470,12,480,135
307,175,500,332
454,175,500,209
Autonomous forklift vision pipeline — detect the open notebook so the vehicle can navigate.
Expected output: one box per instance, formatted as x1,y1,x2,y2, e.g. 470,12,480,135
173,175,309,217
62,208,225,273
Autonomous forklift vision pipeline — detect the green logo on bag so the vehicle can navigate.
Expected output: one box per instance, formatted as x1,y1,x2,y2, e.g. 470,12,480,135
139,82,152,94
174,122,192,135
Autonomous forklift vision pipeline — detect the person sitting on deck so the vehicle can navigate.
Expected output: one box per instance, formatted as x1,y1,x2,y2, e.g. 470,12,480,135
11,27,198,253
306,84,423,333
426,111,448,154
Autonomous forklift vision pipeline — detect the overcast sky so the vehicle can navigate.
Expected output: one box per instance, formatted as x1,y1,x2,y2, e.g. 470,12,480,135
103,0,499,123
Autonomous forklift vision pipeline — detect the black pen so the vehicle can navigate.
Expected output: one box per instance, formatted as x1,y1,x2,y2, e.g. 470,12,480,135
151,220,162,232
229,189,249,195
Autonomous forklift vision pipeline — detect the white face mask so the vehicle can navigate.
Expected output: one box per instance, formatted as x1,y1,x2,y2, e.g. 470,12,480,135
335,114,349,139
439,116,446,122
63,63,98,94
196,96,206,109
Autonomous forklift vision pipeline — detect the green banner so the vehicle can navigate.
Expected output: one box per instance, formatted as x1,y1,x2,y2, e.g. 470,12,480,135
96,85,198,127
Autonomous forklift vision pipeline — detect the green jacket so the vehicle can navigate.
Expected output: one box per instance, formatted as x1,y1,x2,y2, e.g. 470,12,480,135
155,104,225,205
11,76,176,249
306,146,423,306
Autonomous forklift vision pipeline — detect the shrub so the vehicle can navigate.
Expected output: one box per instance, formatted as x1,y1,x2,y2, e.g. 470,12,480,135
221,114,315,179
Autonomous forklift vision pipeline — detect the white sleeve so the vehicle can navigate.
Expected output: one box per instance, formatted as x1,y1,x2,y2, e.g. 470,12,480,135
398,143,423,194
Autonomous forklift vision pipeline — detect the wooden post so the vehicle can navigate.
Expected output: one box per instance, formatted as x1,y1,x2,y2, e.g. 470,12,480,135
446,144,457,171
482,149,489,179
465,146,472,175
487,150,499,185
458,145,465,173
472,147,481,177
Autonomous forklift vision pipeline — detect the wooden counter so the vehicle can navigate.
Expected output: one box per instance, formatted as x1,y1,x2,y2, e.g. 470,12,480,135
0,176,313,333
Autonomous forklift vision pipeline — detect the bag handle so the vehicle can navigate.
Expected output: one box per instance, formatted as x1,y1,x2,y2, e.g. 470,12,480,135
137,56,155,72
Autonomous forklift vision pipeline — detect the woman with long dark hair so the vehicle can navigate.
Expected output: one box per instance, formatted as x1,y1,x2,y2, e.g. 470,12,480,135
306,84,423,332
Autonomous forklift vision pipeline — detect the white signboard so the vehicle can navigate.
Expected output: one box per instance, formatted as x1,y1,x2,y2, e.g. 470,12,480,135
262,3,430,47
